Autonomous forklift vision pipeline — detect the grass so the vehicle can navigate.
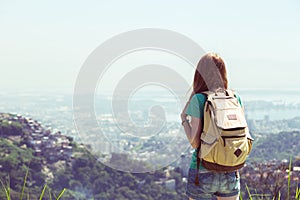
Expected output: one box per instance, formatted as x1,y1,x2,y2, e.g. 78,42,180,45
296,187,300,199
243,157,300,200
1,158,299,199
20,164,30,200
0,166,66,200
0,177,10,200
287,156,292,200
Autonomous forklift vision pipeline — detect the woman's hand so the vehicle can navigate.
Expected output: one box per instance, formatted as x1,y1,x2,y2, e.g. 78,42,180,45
181,112,187,122
181,101,189,121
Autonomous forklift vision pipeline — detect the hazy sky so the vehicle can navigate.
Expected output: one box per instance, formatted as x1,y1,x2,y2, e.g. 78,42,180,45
0,0,299,93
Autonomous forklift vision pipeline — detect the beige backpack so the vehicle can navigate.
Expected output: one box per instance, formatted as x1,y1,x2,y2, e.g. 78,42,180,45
197,89,253,173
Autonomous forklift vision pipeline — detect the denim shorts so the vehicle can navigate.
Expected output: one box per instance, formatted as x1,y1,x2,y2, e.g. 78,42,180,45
186,168,240,200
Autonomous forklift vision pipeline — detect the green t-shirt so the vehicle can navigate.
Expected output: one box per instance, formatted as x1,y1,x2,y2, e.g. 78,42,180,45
185,92,243,169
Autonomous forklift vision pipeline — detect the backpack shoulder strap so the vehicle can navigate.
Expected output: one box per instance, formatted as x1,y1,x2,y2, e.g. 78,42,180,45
201,91,214,103
194,91,211,186
225,89,235,97
201,91,214,97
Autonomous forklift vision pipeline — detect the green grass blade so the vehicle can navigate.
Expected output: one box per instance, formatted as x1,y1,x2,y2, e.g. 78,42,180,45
0,179,11,200
239,191,243,200
245,184,253,200
55,188,66,200
7,176,11,200
39,184,47,200
287,156,292,200
296,186,300,200
48,187,52,200
20,165,30,200
52,192,57,200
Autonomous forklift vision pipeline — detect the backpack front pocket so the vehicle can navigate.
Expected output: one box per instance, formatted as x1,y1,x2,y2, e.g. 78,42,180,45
217,135,251,166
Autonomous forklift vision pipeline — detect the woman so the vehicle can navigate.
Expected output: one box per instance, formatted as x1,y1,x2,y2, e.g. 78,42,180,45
181,53,241,200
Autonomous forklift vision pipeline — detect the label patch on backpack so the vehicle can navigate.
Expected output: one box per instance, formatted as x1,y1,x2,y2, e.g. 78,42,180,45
227,114,237,120
234,149,242,157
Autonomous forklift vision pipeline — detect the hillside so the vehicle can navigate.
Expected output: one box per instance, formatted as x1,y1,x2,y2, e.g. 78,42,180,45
1,112,300,199
0,113,185,199
249,131,300,161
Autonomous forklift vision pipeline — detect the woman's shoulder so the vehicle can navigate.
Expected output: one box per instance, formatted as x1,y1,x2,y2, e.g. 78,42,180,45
190,93,206,105
190,93,207,104
192,93,207,99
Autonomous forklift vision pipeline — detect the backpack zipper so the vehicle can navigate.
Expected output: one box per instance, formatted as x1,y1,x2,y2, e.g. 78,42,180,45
221,134,246,147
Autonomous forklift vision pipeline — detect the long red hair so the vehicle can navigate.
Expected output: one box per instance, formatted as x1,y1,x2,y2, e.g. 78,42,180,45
193,53,228,94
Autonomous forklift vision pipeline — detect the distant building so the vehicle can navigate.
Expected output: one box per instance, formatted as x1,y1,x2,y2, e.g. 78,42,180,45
180,154,190,177
293,166,300,171
164,179,176,191
264,115,270,122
